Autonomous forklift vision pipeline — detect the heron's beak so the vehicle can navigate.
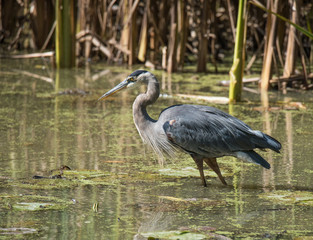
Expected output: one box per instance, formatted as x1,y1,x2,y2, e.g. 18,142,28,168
97,79,128,102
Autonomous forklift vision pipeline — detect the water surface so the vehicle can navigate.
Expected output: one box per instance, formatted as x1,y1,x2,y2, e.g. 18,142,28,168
1,59,313,239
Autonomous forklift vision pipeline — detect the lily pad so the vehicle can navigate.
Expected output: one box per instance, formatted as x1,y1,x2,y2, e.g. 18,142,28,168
0,194,73,211
259,190,313,206
13,202,55,211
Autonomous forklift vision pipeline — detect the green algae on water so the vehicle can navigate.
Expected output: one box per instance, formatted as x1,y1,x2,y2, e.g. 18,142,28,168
138,230,208,240
260,190,313,206
158,166,232,178
6,169,116,190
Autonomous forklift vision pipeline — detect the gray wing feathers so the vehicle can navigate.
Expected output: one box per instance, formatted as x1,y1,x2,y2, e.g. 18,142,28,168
161,105,281,158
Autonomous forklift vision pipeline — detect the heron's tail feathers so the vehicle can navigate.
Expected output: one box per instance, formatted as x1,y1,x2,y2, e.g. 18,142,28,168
235,151,271,169
263,134,281,153
252,131,281,153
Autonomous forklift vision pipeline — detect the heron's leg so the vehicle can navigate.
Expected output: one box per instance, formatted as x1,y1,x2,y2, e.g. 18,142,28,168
203,158,227,185
191,156,207,187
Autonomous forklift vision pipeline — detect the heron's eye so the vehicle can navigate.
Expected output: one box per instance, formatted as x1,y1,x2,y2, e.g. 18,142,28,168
128,77,136,82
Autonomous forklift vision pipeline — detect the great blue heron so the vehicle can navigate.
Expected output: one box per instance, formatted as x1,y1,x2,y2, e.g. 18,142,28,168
98,70,281,187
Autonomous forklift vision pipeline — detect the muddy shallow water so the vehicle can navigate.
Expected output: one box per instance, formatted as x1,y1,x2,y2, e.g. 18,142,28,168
1,59,313,239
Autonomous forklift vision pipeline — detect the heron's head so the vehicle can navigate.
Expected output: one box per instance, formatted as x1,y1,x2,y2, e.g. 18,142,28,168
97,70,152,101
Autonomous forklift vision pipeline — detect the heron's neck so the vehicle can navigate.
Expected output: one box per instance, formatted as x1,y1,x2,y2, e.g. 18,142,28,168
132,77,159,132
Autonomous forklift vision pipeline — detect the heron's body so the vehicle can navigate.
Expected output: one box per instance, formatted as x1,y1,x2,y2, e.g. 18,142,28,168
99,70,281,186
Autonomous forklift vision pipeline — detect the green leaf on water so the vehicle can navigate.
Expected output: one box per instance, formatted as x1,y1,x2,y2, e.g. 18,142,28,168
1,194,73,211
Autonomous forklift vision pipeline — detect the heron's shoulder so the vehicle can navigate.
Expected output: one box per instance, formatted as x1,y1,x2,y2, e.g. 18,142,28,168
159,104,228,118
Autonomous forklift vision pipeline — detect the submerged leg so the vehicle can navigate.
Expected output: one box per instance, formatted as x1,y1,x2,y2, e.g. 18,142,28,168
203,158,227,185
191,155,207,187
